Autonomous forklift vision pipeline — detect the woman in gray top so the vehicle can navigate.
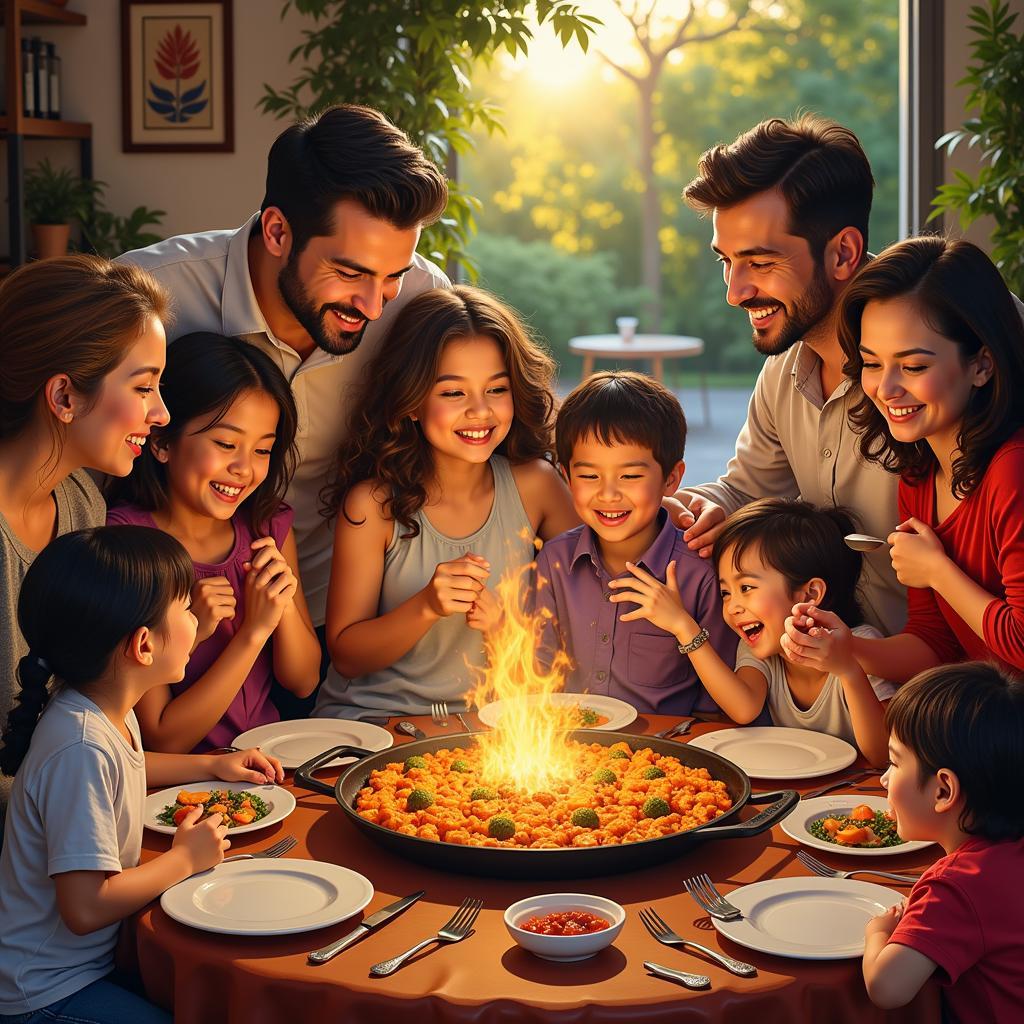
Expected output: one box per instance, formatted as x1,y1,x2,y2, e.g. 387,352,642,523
316,287,578,720
0,256,171,813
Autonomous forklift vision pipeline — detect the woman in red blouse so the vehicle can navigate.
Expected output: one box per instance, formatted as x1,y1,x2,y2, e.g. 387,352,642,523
782,236,1024,681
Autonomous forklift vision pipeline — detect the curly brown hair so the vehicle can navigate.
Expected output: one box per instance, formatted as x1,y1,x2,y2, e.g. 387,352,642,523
321,286,557,537
839,236,1024,499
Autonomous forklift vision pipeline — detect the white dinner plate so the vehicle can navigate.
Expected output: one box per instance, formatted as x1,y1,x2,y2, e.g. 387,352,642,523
711,877,901,959
233,719,393,770
781,794,935,857
477,692,637,731
687,727,857,780
160,859,373,936
145,780,295,836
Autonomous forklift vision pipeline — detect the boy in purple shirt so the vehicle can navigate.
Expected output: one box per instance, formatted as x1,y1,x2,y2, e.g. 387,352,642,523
535,372,735,714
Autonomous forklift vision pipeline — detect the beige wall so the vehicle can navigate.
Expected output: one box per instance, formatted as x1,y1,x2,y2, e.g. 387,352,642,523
7,0,309,243
941,0,1024,249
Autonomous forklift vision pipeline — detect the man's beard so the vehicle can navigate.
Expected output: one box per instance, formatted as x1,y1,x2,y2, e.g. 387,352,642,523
742,262,834,357
277,254,370,357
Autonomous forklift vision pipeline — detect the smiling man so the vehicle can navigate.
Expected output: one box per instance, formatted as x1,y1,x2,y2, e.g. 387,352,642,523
675,115,906,638
119,106,449,646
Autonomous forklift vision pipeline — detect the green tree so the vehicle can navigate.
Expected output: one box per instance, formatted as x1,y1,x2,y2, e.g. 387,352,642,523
261,0,600,274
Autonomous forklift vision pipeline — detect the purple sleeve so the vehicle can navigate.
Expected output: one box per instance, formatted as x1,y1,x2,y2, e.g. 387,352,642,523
268,503,295,549
532,546,562,674
686,564,734,714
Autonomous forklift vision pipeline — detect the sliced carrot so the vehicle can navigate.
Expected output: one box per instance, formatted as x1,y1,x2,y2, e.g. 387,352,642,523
835,825,870,845
821,817,842,834
850,804,875,821
231,810,256,825
172,806,193,825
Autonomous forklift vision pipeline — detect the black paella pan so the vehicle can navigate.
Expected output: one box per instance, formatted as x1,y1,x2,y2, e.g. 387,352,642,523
294,729,799,879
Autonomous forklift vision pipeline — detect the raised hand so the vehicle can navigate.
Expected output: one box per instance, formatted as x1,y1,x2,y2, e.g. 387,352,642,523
423,553,490,619
212,746,284,784
608,559,695,636
172,804,231,874
466,583,502,634
888,518,947,589
189,575,236,645
781,603,858,675
681,496,727,559
240,537,297,641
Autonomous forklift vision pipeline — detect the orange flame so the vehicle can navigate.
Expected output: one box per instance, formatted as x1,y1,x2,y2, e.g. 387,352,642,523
469,566,584,793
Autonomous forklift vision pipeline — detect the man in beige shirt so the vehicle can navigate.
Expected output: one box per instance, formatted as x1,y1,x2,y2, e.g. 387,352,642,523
675,115,905,637
119,105,450,640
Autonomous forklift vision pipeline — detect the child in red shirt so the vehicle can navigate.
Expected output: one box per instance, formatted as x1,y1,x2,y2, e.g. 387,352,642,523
861,661,1024,1021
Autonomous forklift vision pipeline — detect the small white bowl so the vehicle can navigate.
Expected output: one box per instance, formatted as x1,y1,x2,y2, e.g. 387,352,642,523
504,893,626,962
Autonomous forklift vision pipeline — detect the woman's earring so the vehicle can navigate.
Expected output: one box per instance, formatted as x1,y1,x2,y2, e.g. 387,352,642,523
63,412,73,423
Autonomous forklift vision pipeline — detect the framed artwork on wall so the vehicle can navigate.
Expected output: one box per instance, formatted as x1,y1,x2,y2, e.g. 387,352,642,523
121,0,234,153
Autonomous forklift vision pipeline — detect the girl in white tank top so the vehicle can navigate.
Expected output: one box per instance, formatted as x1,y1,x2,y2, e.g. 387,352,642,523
316,286,578,720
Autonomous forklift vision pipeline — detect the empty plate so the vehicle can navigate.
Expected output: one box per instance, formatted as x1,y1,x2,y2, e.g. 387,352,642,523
688,727,857,780
711,877,901,959
233,719,393,769
160,859,374,935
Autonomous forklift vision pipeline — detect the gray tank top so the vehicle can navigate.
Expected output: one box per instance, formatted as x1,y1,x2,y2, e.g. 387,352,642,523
315,455,536,720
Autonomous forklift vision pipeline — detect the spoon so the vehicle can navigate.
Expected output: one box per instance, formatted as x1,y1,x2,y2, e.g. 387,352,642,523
844,533,889,552
395,720,426,741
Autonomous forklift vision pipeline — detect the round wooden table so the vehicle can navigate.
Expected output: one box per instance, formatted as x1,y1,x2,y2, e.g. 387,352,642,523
568,334,709,425
125,715,940,1023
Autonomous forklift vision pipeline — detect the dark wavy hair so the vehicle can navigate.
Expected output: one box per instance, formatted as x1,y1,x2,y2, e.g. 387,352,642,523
886,661,1024,841
0,526,193,775
712,497,865,625
262,104,448,255
555,371,687,476
321,286,556,538
839,236,1024,499
107,333,298,533
683,114,874,260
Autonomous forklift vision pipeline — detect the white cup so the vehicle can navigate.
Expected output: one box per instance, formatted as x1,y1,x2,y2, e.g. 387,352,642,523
616,316,638,343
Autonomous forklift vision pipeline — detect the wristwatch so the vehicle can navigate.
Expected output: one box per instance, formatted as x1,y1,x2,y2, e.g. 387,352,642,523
677,627,710,655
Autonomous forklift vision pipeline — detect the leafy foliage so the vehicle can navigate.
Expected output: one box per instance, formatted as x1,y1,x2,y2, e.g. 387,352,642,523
930,0,1024,293
24,159,99,225
260,0,600,273
81,203,167,259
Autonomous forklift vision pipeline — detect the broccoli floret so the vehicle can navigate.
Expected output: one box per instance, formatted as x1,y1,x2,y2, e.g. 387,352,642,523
642,765,666,780
450,759,471,773
404,755,427,772
571,807,600,829
591,767,617,786
608,749,631,760
576,706,601,727
488,815,516,840
406,788,434,811
470,787,497,801
642,796,671,819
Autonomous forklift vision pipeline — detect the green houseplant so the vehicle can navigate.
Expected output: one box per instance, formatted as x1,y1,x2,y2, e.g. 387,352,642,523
24,159,98,259
931,0,1024,292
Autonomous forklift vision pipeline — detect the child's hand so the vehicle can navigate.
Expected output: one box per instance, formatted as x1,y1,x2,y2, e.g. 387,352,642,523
240,537,297,640
865,901,905,941
467,585,502,634
172,805,231,874
190,575,236,645
888,518,947,589
607,560,695,637
781,604,859,676
424,554,490,619
212,746,284,785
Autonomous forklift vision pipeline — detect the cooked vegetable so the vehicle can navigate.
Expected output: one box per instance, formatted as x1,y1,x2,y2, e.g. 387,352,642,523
470,786,497,801
158,789,269,830
608,749,631,760
488,815,516,840
642,796,671,819
642,766,666,780
571,807,600,829
808,808,903,848
850,804,875,821
404,755,428,772
450,759,471,773
591,767,617,786
406,788,434,810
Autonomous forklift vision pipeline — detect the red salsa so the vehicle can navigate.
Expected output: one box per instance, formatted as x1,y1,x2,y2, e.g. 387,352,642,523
521,910,611,935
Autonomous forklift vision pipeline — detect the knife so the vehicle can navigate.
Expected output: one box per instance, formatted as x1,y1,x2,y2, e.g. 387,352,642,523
396,720,427,740
307,890,426,965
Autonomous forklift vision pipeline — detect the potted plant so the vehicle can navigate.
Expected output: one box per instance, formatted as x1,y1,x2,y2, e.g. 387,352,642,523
24,159,97,259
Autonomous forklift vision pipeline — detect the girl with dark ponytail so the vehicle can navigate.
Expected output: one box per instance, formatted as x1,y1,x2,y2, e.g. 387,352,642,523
0,526,283,1024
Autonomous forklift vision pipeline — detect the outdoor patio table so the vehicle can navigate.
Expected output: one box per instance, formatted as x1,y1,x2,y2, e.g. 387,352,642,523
568,333,710,425
125,716,940,1023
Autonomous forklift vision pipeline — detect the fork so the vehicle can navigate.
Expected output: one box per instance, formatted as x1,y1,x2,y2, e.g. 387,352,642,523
370,897,483,976
802,769,876,800
683,874,743,921
223,835,297,862
430,701,450,728
638,907,756,976
795,849,921,885
654,718,694,739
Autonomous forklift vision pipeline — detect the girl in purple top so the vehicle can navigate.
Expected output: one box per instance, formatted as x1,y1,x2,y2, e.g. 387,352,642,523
107,334,320,753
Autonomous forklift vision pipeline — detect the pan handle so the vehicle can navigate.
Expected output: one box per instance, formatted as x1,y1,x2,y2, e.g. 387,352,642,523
293,746,376,796
701,788,800,842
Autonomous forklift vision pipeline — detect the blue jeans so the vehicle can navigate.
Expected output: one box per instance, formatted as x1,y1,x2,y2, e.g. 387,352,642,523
0,975,170,1024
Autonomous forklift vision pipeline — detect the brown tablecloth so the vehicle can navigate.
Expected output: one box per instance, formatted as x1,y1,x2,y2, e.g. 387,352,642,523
127,716,940,1024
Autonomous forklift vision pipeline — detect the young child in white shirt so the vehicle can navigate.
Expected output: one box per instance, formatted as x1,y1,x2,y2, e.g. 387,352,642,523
0,526,283,1023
